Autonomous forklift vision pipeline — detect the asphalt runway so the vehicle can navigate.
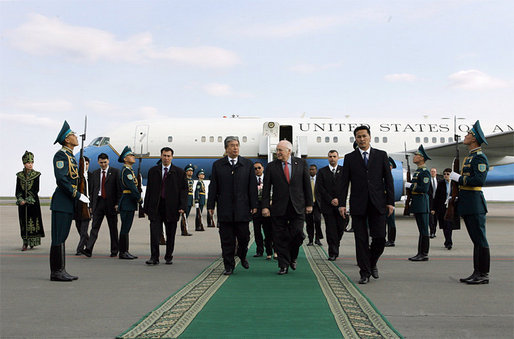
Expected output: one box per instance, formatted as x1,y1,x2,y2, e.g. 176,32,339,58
1,203,513,338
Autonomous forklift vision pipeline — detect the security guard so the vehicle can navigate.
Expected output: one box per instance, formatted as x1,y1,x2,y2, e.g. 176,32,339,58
385,157,397,247
406,145,431,261
118,146,141,259
50,121,89,281
180,164,194,236
194,169,206,231
450,120,490,284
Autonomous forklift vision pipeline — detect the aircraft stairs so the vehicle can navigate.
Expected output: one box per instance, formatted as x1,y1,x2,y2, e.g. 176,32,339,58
258,121,308,162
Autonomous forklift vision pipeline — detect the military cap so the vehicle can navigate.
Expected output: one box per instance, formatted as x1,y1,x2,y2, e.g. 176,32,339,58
470,120,488,145
388,157,396,169
22,151,34,164
54,120,75,145
184,164,194,172
197,168,205,177
415,144,431,161
118,146,135,163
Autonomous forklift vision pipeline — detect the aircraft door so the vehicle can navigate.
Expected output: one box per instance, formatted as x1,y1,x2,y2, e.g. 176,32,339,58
135,124,149,156
280,125,293,143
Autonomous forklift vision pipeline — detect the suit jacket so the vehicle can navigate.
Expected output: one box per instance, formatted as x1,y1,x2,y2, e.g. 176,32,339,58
207,156,258,222
89,167,121,215
261,157,313,216
144,164,187,222
428,176,437,210
340,148,394,215
433,179,450,215
315,165,344,214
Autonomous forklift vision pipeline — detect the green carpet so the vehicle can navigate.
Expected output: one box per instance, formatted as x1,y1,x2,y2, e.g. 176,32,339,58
118,244,402,339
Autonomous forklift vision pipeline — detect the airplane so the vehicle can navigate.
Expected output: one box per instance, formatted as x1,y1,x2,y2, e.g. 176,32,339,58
82,116,514,202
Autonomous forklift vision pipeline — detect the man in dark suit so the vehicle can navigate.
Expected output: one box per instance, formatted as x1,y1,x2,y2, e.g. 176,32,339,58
262,140,313,275
339,126,394,284
144,147,187,265
428,168,438,238
306,164,323,246
316,150,345,261
432,168,455,250
207,136,258,275
81,153,121,258
252,161,274,259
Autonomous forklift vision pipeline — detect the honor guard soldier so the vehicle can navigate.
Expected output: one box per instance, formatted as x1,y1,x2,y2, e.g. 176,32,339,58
118,146,141,259
181,164,194,236
194,169,206,231
49,121,89,281
385,157,397,247
450,120,490,284
406,145,431,262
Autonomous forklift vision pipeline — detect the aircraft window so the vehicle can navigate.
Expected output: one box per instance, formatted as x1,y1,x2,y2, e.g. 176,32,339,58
325,137,330,143
100,137,110,146
168,136,173,143
243,136,247,142
333,136,338,143
416,137,420,143
424,137,429,143
201,136,206,143
383,137,388,143
350,137,355,143
209,136,214,142
317,136,321,143
89,137,103,147
440,137,445,143
449,137,453,143
374,137,379,143
218,136,222,143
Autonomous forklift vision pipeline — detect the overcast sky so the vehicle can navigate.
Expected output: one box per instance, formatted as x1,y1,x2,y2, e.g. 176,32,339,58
1,1,513,199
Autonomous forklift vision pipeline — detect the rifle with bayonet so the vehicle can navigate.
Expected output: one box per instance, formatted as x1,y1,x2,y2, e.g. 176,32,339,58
77,116,90,220
445,116,461,227
403,142,412,216
137,144,145,218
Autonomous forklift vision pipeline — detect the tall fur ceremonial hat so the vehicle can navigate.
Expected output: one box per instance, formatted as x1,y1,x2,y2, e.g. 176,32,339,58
22,151,34,164
118,146,134,163
54,120,75,145
470,120,488,145
415,144,431,160
197,168,205,177
184,164,194,172
388,157,396,169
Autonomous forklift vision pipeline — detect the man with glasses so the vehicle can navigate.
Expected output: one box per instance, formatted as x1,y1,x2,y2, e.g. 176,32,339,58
252,162,274,259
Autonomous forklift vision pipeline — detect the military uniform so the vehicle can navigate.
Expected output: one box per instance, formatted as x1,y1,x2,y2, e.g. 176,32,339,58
385,157,397,247
194,169,206,231
452,121,490,284
118,146,141,259
408,145,431,261
180,164,195,236
49,121,83,281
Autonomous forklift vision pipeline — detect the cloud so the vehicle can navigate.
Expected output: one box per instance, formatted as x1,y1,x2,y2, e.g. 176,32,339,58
448,69,509,90
202,83,253,98
384,73,417,83
6,98,73,113
8,14,240,68
0,113,61,128
289,61,343,74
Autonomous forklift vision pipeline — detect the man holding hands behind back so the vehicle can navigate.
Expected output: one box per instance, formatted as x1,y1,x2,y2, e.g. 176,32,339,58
339,126,394,284
208,137,258,276
262,140,313,275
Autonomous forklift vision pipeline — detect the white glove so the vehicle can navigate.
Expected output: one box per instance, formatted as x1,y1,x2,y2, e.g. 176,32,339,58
405,182,412,189
449,171,461,182
195,203,199,208
79,194,90,204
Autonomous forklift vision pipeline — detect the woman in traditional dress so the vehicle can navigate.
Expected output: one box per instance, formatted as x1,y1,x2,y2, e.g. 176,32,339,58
16,151,45,250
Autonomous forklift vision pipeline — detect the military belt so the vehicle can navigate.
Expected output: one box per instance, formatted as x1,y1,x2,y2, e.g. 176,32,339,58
411,192,424,195
460,186,482,191
123,190,132,194
199,193,206,195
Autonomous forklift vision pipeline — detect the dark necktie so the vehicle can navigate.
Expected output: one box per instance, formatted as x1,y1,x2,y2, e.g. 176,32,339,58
258,177,262,185
283,162,290,183
363,151,368,167
161,167,168,198
332,168,336,176
101,170,106,199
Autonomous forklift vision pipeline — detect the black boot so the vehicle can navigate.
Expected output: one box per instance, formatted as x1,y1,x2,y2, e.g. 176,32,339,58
50,245,73,282
409,236,428,261
60,244,78,280
467,247,490,285
460,246,480,282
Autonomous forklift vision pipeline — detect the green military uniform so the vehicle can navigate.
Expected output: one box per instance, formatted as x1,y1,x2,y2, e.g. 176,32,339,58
408,145,431,261
118,146,141,259
194,169,206,231
385,157,396,247
49,121,81,281
185,164,195,217
454,121,490,284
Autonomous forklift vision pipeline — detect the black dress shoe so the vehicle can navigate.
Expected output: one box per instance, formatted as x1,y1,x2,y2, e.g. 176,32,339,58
278,267,288,275
306,242,314,246
460,272,478,283
290,261,297,270
75,252,81,256
165,259,173,265
384,241,395,247
371,266,379,279
223,268,233,275
110,253,118,257
241,259,249,269
466,273,489,285
408,254,429,261
145,258,159,265
328,256,336,261
315,240,322,246
80,248,92,258
346,228,354,232
50,270,73,282
429,234,435,239
358,276,370,284
63,270,79,280
253,253,263,257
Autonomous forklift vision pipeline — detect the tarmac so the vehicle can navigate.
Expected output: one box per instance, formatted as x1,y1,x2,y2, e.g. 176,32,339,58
1,202,513,338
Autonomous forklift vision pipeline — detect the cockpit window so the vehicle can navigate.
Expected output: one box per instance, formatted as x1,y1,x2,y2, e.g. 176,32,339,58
88,137,110,147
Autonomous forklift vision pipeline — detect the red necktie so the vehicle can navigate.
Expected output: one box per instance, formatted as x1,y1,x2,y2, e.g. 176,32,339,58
161,167,168,198
283,162,290,183
101,170,106,199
